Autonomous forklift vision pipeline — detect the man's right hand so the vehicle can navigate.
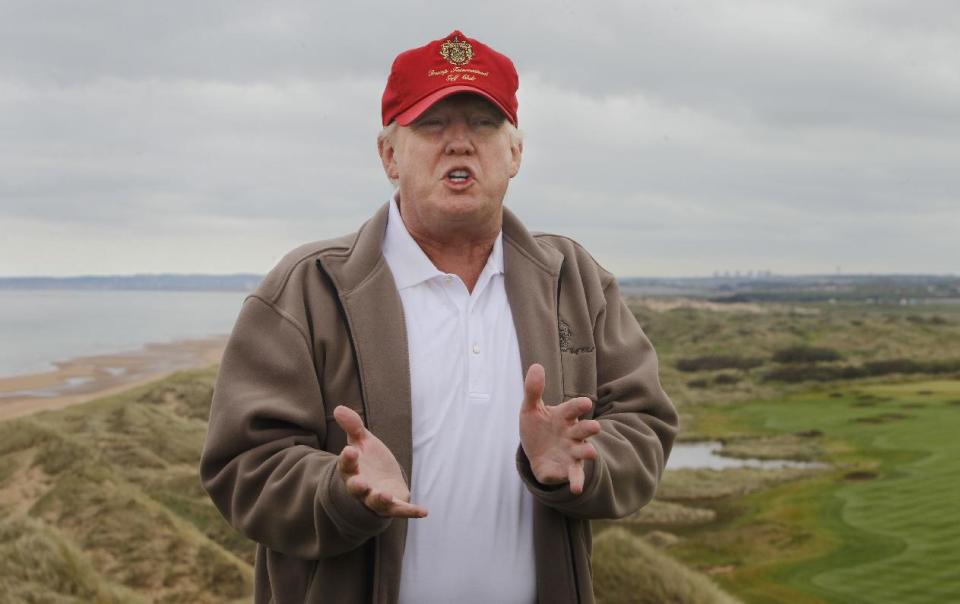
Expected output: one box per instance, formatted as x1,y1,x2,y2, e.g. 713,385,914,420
333,405,428,519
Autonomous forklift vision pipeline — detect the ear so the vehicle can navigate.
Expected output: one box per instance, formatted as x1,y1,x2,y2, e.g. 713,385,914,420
509,138,523,179
378,136,400,181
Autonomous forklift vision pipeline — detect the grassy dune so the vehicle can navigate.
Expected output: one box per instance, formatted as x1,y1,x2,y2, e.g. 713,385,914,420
0,367,253,603
593,528,742,604
0,516,138,603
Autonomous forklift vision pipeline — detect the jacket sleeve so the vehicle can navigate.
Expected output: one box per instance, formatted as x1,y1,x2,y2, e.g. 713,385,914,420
199,294,391,559
516,276,680,519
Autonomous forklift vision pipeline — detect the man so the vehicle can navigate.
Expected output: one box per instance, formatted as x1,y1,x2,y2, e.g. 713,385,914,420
200,30,678,604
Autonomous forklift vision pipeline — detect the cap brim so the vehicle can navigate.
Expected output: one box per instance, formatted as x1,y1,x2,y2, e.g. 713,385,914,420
394,85,515,126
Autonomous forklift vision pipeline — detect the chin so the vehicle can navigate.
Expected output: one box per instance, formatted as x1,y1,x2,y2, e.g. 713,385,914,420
439,198,499,221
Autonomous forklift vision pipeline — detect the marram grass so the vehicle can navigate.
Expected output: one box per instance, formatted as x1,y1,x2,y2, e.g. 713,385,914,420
592,527,742,604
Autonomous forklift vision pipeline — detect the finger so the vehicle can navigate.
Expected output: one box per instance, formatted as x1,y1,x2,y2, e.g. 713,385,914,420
338,445,360,475
570,442,597,461
559,397,594,421
333,405,366,444
386,498,429,519
522,363,545,412
366,491,427,519
568,460,585,495
374,490,395,510
567,419,602,440
365,489,392,515
345,475,371,499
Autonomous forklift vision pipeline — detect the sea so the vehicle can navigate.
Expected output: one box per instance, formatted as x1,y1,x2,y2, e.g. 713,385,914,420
0,289,248,378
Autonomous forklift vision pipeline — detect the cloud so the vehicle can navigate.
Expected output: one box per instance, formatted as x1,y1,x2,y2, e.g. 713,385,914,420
1,0,957,276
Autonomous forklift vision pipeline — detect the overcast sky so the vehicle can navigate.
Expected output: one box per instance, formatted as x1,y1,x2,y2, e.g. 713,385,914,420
2,1,958,278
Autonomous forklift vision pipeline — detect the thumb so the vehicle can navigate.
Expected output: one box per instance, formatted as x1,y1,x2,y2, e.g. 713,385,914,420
333,405,366,444
522,363,545,412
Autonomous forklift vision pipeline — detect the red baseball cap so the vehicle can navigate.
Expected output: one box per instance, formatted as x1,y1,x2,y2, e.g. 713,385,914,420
381,30,519,127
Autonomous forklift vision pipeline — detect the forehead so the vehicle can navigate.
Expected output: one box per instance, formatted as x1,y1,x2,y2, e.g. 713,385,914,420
420,93,504,117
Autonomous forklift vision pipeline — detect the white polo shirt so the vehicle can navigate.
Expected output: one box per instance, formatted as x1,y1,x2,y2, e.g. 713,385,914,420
382,196,536,604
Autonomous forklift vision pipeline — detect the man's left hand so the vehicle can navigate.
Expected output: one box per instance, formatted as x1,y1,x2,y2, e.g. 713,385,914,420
519,363,601,494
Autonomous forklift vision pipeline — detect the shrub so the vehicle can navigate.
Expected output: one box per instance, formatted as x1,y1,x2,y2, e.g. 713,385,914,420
762,358,960,382
762,365,859,383
713,373,741,385
906,314,949,325
676,355,764,372
771,346,842,364
862,358,960,376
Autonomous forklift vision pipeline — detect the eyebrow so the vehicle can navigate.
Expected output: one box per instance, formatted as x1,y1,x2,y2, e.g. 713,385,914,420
415,107,504,122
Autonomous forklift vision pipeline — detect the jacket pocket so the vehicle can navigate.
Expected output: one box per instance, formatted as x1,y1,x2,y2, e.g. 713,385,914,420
560,349,597,403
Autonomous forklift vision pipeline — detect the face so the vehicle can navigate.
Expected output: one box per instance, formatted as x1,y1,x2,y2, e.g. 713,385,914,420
378,93,522,239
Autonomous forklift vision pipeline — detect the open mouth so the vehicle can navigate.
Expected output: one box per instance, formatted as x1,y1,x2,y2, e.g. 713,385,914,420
445,168,474,187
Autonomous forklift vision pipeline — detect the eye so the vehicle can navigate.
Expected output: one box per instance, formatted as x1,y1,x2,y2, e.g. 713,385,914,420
414,115,444,129
470,115,499,128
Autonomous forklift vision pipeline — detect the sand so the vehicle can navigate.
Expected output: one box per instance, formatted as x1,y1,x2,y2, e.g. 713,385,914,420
0,336,228,421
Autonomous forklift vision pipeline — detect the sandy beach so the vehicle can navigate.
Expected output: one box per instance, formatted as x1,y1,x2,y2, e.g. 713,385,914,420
0,336,228,421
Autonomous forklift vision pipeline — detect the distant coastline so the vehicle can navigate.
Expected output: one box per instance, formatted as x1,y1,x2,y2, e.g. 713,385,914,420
0,272,957,303
0,274,262,292
0,335,226,421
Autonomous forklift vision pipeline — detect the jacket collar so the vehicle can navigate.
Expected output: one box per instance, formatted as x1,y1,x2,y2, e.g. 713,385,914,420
381,196,446,289
502,207,564,278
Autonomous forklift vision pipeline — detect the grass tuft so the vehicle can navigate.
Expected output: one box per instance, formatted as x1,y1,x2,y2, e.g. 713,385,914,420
592,527,741,604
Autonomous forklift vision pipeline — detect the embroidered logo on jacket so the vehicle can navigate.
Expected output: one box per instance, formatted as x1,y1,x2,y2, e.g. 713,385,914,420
559,319,595,354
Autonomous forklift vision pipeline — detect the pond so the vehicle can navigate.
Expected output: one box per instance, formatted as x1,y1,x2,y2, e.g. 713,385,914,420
667,440,826,470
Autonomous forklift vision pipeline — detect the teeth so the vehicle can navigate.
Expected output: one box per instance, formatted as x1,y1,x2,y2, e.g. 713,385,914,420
448,169,469,179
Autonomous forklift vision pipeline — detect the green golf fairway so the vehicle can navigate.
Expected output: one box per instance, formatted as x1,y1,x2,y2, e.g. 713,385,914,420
726,379,960,603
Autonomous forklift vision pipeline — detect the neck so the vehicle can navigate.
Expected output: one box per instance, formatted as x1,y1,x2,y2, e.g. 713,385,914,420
410,229,496,294
397,200,500,294
394,197,503,292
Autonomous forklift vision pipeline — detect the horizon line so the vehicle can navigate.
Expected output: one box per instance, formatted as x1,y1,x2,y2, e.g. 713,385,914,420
1,271,957,280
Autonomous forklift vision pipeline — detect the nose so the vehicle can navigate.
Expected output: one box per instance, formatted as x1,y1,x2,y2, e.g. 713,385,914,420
443,118,474,155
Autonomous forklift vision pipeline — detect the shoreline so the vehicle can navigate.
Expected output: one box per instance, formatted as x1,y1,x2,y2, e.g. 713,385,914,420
0,335,228,421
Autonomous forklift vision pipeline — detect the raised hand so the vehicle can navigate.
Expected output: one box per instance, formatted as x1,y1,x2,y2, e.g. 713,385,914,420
333,405,428,518
518,363,602,494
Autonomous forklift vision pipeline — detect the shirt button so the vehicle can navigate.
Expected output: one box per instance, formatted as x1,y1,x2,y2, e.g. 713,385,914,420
472,343,480,354
445,274,454,282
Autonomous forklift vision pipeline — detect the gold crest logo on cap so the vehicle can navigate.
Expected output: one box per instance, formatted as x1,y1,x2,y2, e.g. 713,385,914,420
440,36,473,66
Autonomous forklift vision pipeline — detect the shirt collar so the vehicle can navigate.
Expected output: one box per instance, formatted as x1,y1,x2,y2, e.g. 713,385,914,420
381,194,504,290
